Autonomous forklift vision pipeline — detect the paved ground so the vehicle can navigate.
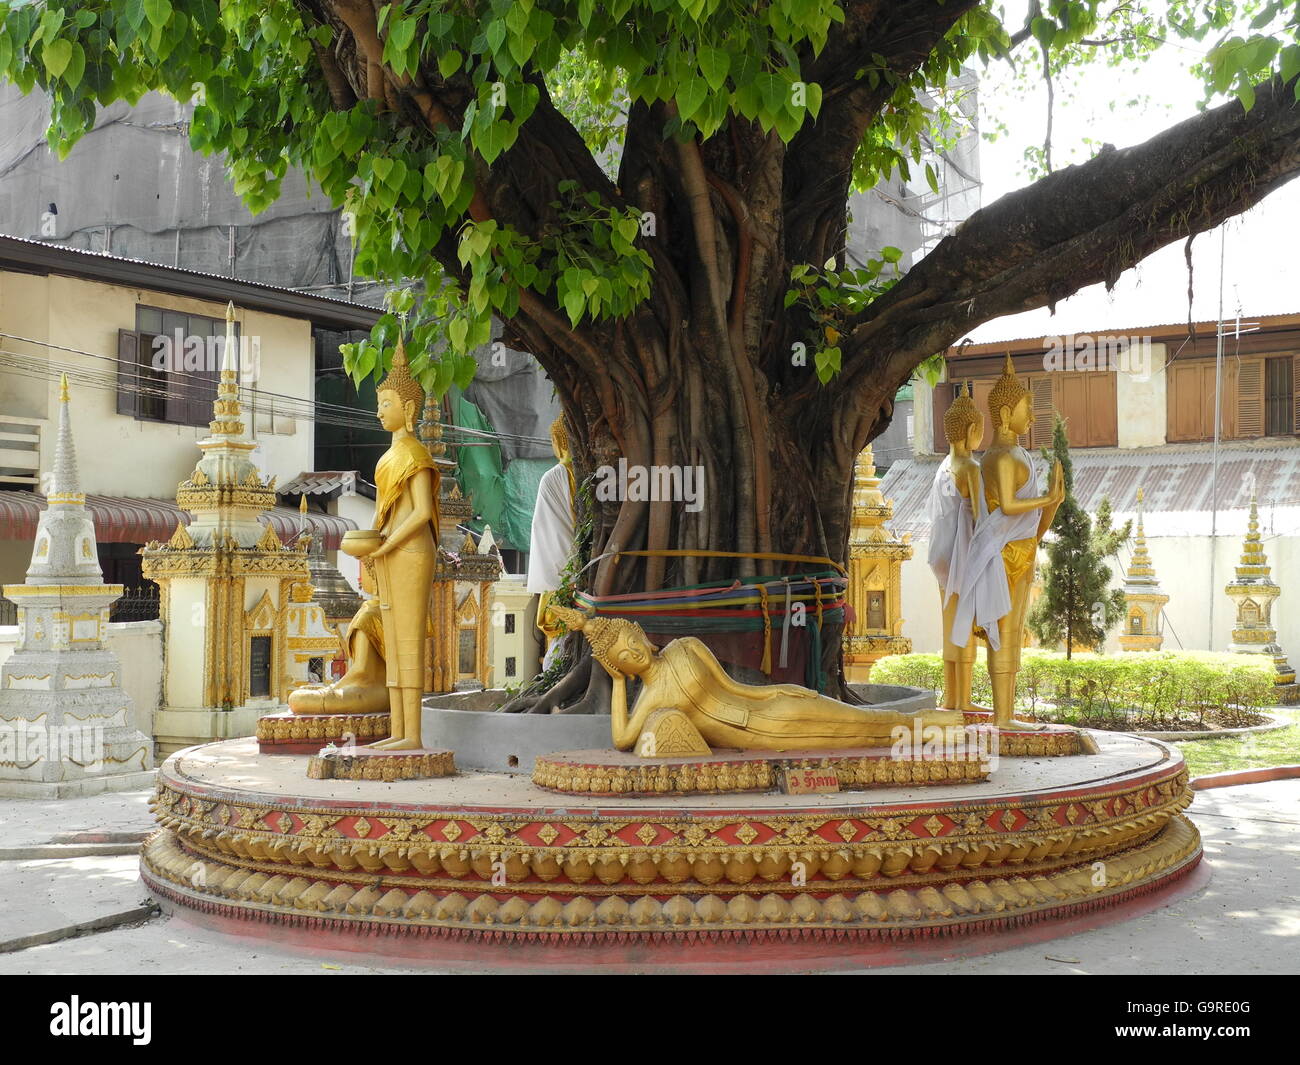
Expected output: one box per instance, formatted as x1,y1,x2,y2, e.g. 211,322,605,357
0,780,1295,974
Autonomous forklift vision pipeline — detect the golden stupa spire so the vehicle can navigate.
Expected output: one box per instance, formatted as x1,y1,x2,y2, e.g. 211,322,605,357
1234,493,1271,581
1125,486,1159,584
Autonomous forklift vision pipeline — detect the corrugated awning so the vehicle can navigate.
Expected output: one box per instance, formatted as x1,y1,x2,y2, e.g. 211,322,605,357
879,438,1300,541
0,491,356,550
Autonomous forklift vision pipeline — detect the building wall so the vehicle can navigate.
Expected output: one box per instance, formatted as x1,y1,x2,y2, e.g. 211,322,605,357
491,575,541,688
0,269,315,499
1116,341,1168,448
897,532,1300,665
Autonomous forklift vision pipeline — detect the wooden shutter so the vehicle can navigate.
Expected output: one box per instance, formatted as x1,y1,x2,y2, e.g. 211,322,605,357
116,329,139,417
1235,357,1264,439
1086,371,1117,446
1294,354,1300,434
1029,373,1053,448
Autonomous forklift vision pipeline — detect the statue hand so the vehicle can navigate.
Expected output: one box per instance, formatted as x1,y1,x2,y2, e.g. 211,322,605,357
370,537,391,559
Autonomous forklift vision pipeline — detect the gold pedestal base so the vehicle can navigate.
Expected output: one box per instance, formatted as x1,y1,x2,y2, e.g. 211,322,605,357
306,748,456,782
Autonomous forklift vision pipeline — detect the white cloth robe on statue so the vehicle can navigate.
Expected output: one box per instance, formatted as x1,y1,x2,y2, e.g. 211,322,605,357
527,461,577,670
926,454,976,600
949,445,1042,652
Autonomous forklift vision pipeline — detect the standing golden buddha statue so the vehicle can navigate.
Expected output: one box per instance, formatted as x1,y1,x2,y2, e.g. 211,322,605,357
927,383,984,712
952,355,1063,728
342,338,440,750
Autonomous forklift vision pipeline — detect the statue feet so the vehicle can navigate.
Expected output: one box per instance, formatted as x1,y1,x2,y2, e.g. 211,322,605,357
367,736,423,750
994,718,1049,732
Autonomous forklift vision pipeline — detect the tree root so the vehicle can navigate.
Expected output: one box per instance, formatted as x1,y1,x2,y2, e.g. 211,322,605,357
526,653,594,714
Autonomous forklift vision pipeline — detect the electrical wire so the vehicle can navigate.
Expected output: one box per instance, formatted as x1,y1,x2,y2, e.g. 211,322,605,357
0,331,552,448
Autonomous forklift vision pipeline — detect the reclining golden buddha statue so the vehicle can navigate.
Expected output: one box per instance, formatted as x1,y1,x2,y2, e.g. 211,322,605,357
548,606,962,756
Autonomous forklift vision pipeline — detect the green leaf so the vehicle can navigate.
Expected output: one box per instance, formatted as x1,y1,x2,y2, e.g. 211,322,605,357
474,118,517,163
697,46,729,91
802,82,822,120
676,75,707,122
449,317,468,350
63,42,85,89
42,39,73,79
880,245,902,263
143,0,173,31
438,49,463,78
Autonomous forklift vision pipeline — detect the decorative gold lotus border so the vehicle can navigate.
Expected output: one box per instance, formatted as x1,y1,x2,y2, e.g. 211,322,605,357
533,751,990,796
149,762,1192,890
140,813,1201,939
960,722,1098,758
256,712,390,745
306,749,456,782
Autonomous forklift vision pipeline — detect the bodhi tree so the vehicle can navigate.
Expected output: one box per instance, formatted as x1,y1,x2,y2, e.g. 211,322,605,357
4,0,1300,707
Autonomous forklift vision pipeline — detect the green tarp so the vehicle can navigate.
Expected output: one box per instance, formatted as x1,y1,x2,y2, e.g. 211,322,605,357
448,390,554,553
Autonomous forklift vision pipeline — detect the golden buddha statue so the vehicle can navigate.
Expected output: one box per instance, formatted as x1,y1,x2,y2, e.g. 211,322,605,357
928,383,983,711
287,560,387,715
953,355,1063,729
550,606,963,755
342,338,441,750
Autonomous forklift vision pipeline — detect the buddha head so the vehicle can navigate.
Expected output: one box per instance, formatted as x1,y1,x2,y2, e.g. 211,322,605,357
943,382,983,451
988,353,1032,437
550,415,572,465
549,605,658,676
377,336,424,434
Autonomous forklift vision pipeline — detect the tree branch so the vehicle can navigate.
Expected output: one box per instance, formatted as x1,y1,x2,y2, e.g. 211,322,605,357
834,75,1300,403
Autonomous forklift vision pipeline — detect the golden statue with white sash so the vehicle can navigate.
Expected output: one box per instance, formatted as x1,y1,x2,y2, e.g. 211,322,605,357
951,355,1063,728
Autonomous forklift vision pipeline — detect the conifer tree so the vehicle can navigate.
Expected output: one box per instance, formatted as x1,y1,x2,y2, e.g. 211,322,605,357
1028,415,1131,658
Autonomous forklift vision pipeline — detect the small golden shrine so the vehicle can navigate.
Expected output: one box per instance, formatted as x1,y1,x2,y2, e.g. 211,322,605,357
418,392,502,692
1119,487,1169,652
141,303,313,755
844,445,912,683
1225,495,1296,691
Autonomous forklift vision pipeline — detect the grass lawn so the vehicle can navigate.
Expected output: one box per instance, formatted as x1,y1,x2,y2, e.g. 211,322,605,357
1173,707,1300,778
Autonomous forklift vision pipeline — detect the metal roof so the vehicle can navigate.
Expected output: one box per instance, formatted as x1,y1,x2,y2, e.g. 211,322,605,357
878,439,1300,541
0,491,357,550
0,234,382,332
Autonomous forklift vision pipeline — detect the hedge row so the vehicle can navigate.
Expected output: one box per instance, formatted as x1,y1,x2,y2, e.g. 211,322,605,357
870,650,1279,731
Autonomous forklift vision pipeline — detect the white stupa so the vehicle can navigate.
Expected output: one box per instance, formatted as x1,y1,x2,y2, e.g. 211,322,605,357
0,376,154,797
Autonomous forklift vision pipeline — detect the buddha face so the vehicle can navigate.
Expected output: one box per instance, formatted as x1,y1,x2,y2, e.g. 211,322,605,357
377,388,414,433
999,394,1032,436
605,626,657,676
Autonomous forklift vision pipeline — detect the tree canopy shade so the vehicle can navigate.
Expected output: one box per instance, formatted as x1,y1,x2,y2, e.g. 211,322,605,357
4,0,1300,639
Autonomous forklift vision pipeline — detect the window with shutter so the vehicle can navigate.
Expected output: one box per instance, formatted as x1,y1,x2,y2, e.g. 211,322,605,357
130,306,236,428
1029,374,1053,448
1264,356,1293,437
932,381,955,453
116,329,139,417
1293,354,1300,434
1167,361,1221,442
1086,371,1118,446
1237,358,1264,438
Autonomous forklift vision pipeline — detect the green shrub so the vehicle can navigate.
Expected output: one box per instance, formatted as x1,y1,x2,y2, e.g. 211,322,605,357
870,649,1278,731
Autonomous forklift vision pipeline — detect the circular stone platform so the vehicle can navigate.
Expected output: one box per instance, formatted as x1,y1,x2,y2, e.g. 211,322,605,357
141,732,1200,962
